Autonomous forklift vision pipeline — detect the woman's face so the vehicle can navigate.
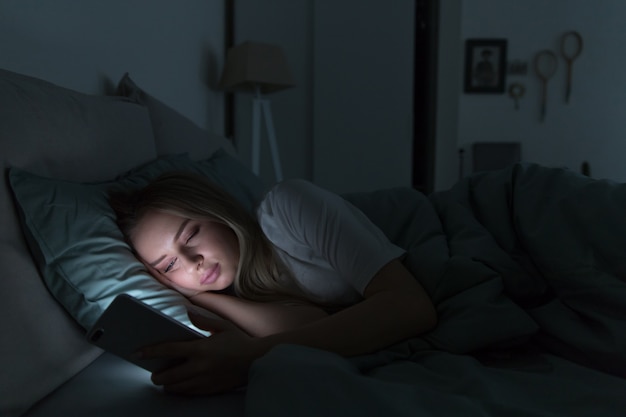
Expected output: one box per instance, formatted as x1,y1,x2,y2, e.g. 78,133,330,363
131,210,240,293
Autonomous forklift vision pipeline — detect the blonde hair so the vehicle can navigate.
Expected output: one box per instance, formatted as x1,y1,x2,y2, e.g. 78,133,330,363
109,172,303,303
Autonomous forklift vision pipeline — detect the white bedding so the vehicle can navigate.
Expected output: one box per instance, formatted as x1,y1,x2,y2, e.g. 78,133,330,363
23,353,245,417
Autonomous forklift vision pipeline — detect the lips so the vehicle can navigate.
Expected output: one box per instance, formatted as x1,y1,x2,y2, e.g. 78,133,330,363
200,264,220,285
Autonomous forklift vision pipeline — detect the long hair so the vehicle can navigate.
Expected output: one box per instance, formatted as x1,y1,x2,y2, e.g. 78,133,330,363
109,171,302,303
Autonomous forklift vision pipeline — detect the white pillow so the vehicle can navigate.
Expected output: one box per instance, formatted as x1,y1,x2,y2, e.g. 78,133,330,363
0,68,157,417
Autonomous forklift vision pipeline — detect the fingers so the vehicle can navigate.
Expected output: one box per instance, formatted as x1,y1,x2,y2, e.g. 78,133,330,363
161,375,244,396
139,340,195,359
151,358,198,387
152,360,246,396
138,318,251,396
139,341,210,391
161,376,210,396
149,351,232,395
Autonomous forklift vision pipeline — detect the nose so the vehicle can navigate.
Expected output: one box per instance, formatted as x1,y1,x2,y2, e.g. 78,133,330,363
183,252,203,273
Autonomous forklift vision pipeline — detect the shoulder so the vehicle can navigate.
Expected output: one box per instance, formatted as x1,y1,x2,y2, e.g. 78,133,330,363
256,180,320,248
263,179,323,202
258,179,337,216
257,179,353,242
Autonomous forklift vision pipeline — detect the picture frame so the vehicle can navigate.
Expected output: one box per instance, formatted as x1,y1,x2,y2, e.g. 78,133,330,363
464,39,507,93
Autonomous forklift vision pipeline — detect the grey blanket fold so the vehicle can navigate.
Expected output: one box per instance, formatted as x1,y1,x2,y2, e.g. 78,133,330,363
246,163,626,417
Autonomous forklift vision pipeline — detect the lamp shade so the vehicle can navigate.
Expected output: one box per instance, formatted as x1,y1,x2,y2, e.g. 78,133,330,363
219,41,294,94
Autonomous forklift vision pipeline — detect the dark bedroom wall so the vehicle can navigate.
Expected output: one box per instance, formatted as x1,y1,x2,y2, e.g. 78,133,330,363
436,0,626,188
0,0,227,135
233,0,415,193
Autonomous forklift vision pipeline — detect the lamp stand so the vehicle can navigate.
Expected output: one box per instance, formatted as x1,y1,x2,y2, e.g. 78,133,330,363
251,87,283,182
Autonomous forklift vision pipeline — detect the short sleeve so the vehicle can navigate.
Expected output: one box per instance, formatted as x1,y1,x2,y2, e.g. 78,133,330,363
257,179,405,296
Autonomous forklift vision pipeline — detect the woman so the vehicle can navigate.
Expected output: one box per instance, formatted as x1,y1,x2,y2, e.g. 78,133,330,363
109,172,437,396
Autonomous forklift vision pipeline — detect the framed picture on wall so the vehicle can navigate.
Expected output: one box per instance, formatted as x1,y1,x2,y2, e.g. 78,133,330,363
464,39,507,93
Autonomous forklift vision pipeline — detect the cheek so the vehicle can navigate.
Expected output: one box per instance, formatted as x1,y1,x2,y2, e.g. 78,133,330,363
167,269,192,287
142,262,172,286
205,225,240,259
164,274,200,294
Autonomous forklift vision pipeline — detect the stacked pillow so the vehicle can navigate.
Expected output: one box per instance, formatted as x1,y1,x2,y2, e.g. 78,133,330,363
1,68,156,417
2,68,262,416
10,150,265,331
116,72,237,160
9,72,267,331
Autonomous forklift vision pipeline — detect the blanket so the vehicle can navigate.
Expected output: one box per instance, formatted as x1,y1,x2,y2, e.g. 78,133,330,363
245,163,626,416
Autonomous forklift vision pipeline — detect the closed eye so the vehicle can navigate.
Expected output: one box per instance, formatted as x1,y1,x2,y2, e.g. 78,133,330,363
164,258,177,273
186,226,199,244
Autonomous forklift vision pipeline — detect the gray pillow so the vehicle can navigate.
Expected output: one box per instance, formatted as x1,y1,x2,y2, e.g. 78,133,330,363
0,67,157,416
9,151,266,331
117,72,237,159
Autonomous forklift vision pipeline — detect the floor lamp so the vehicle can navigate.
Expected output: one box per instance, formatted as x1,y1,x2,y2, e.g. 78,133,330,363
219,41,294,182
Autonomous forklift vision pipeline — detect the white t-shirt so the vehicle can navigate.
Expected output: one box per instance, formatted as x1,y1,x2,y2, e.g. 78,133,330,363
256,179,405,306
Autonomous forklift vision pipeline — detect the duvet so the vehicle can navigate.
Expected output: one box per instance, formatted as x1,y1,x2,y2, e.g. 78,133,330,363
244,163,626,416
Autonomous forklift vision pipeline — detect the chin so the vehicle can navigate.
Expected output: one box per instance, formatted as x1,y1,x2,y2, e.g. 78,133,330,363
212,275,235,293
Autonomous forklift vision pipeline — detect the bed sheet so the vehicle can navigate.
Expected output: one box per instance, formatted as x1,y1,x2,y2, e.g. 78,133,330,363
23,353,245,417
247,345,626,417
25,163,625,417
244,163,626,416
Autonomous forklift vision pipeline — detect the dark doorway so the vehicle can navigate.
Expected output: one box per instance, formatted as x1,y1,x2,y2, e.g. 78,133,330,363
412,0,438,194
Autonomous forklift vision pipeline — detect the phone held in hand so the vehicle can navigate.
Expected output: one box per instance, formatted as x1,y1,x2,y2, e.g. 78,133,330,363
86,294,205,373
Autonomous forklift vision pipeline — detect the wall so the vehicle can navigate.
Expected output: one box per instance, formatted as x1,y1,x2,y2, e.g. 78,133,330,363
232,0,314,185
434,0,463,191
435,0,626,189
0,0,226,135
1,0,414,194
233,0,415,193
11,1,614,193
312,0,414,194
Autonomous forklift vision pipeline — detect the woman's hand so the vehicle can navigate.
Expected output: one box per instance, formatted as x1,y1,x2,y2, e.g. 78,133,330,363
139,309,263,395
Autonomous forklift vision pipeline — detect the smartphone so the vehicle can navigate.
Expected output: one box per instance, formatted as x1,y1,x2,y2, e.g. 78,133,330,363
86,294,205,373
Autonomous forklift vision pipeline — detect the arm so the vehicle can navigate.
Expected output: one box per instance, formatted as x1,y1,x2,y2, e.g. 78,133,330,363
141,259,436,395
142,180,437,394
188,292,328,338
255,259,436,356
143,257,328,337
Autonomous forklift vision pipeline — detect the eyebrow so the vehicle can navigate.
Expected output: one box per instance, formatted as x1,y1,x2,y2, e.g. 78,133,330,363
148,219,191,267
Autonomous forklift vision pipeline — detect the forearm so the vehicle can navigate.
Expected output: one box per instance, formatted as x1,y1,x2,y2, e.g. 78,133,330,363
254,289,435,358
190,260,436,359
143,261,436,396
252,259,437,358
189,292,327,337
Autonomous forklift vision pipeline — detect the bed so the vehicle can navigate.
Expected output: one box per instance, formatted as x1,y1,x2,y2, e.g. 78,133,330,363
2,67,625,417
